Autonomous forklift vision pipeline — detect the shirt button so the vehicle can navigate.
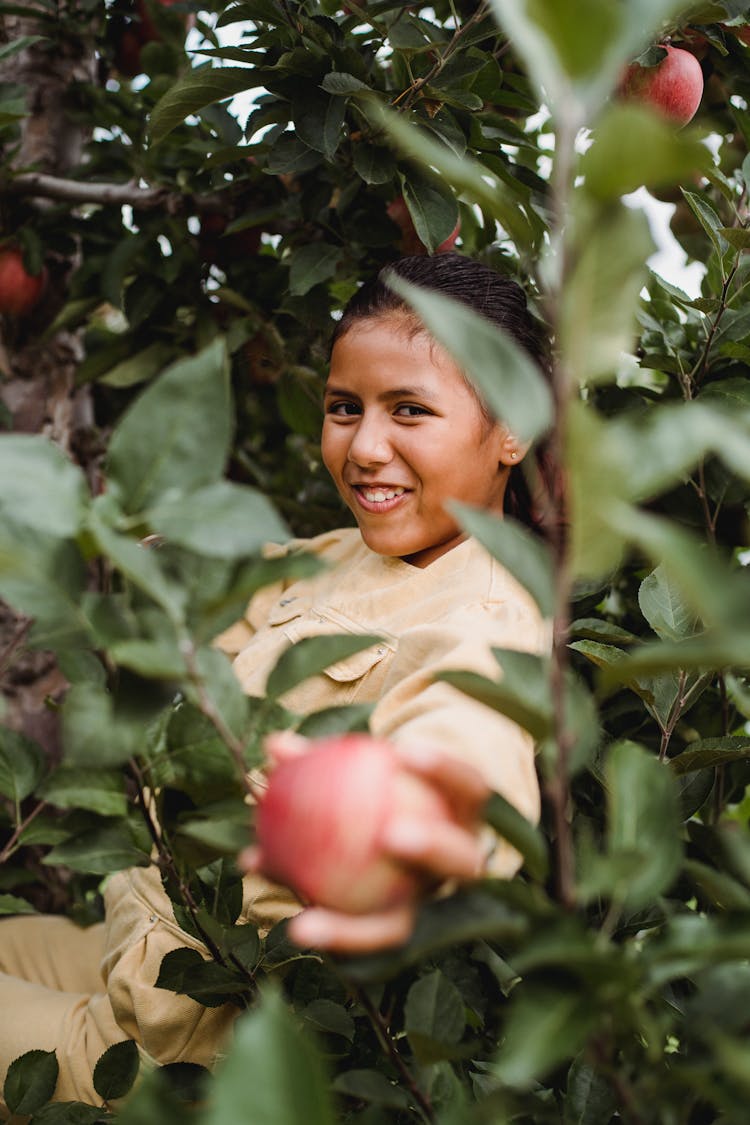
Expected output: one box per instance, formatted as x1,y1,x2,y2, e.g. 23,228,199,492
148,915,157,923
377,647,385,656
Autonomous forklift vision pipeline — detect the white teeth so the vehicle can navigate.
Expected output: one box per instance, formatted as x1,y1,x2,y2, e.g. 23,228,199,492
362,487,405,502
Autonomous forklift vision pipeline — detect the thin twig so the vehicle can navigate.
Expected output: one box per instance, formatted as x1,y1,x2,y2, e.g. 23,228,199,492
392,2,491,111
0,800,45,863
688,257,739,391
0,615,32,680
356,987,434,1123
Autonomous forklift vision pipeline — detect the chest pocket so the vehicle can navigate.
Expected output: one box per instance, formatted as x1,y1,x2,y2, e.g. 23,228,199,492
269,601,392,706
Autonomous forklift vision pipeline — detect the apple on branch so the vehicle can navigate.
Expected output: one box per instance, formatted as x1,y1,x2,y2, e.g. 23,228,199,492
619,44,704,126
0,247,47,318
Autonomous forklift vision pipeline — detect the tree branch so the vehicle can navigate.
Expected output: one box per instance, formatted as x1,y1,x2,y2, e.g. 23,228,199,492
4,171,223,214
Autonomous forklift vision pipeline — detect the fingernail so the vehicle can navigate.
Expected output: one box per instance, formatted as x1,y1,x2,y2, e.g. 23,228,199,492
289,912,331,947
397,743,437,768
383,819,427,854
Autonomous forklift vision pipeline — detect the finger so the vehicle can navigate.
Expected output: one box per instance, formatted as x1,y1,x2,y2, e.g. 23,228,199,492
382,816,484,881
264,730,309,766
288,904,416,953
237,845,262,874
394,744,490,820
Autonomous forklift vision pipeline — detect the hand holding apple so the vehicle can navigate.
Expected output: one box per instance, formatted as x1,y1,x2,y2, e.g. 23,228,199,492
242,732,488,951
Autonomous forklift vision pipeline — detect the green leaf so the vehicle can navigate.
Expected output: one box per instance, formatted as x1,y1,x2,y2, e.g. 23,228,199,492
439,650,552,741
266,633,383,699
335,885,529,982
0,519,90,649
0,893,36,915
564,1055,618,1124
39,767,127,818
99,342,175,389
399,166,459,254
370,103,536,249
43,823,151,875
203,986,335,1125
296,703,373,738
560,203,653,385
493,984,597,1090
387,275,553,443
331,1069,409,1109
87,504,186,623
61,682,137,769
681,189,729,255
320,71,371,96
670,737,750,776
109,639,186,679
186,646,250,741
0,435,87,537
93,1040,140,1102
605,506,734,631
149,65,266,146
106,338,232,515
639,565,697,641
4,1050,59,1115
291,89,345,159
404,970,466,1051
605,740,682,909
148,481,287,558
266,132,322,175
155,948,247,1006
582,105,710,201
300,1000,355,1043
351,142,396,184
288,243,342,297
451,503,554,617
0,728,45,802
484,791,549,881
717,226,750,249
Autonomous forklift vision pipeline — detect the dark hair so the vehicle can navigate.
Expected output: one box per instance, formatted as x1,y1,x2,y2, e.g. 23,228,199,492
332,254,558,537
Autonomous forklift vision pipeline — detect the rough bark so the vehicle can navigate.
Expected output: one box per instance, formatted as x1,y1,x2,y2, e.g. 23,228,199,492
1,3,98,743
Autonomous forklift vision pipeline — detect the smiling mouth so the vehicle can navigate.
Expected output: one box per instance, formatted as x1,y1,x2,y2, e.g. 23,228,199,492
351,485,410,512
357,486,405,502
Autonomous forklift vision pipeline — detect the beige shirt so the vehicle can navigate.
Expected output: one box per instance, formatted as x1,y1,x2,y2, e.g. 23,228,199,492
102,528,546,1068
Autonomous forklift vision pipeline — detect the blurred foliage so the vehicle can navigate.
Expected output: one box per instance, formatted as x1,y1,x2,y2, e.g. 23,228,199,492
1,1,750,1123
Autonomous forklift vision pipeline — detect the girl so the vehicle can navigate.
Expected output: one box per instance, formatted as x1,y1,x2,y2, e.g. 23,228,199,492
0,253,552,1111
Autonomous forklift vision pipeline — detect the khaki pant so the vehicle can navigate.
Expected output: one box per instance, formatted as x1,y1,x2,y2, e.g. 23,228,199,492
0,915,129,1117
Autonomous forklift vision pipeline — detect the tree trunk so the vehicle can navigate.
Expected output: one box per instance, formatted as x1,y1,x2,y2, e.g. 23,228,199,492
0,4,98,745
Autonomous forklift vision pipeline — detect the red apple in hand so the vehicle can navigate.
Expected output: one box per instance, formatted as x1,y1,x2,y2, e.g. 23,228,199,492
620,44,704,126
0,248,47,317
254,734,456,914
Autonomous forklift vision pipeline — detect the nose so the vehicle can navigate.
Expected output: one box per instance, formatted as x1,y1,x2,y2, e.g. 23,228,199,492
346,412,393,469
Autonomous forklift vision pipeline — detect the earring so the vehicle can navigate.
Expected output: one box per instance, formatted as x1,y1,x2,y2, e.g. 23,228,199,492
510,452,517,461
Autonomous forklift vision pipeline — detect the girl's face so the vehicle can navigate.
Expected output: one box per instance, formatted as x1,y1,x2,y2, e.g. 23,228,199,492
322,314,521,568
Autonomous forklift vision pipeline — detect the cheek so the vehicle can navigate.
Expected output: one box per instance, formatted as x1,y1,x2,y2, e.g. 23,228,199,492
320,425,341,476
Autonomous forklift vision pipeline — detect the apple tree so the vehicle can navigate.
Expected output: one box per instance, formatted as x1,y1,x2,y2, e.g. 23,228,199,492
1,1,750,1122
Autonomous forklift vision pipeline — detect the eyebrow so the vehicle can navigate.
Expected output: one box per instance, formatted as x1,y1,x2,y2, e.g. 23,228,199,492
324,384,440,403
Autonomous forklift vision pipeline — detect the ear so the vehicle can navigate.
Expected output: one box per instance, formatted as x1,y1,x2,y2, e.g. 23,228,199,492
496,428,529,467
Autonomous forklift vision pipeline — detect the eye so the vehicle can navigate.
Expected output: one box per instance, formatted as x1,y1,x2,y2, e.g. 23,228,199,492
327,400,361,417
394,403,431,417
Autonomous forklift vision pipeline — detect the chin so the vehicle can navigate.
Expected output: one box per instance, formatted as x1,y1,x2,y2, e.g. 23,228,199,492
358,529,415,559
